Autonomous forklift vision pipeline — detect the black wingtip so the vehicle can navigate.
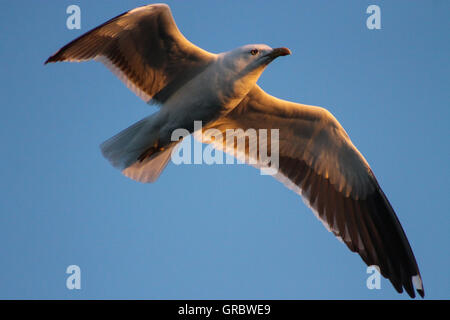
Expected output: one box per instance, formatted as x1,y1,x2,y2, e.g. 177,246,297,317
44,54,58,65
417,288,425,298
412,275,425,298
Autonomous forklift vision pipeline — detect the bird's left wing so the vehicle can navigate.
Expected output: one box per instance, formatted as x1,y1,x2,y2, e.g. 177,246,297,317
203,85,424,298
45,4,215,103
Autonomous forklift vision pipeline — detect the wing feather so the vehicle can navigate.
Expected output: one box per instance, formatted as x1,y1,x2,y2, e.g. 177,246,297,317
45,4,215,103
203,85,424,298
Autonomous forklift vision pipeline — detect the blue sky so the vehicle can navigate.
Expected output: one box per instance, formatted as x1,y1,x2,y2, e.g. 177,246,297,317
0,0,448,299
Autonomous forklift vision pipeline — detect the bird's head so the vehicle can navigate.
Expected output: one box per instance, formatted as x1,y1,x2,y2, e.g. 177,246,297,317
223,44,291,72
219,44,291,99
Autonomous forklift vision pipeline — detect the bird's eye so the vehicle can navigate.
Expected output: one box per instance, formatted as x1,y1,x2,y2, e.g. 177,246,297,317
250,49,259,55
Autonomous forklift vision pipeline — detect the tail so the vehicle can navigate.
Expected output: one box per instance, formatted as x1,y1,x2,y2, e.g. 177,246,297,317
100,114,177,183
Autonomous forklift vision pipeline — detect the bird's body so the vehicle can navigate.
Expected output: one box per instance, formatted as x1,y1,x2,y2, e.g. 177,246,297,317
153,46,270,138
46,3,424,298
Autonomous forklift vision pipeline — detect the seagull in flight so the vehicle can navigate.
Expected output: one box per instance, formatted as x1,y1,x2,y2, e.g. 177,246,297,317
45,3,424,298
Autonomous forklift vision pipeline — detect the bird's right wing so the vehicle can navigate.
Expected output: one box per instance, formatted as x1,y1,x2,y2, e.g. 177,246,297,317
203,85,424,298
45,4,216,103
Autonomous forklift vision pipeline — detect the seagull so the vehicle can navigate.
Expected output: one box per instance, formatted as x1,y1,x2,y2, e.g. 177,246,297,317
45,3,424,298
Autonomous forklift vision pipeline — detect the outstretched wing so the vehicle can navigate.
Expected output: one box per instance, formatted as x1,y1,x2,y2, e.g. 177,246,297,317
45,4,215,103
204,85,424,298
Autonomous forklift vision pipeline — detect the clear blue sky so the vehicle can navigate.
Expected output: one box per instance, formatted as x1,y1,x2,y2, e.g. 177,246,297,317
0,0,448,299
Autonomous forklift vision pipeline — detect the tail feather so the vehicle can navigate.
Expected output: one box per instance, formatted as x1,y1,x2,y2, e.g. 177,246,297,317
100,114,176,182
122,143,177,183
100,116,153,169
